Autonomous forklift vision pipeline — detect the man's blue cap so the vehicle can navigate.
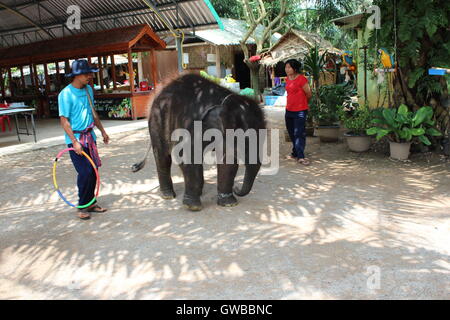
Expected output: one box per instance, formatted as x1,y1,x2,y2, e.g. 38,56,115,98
65,59,99,77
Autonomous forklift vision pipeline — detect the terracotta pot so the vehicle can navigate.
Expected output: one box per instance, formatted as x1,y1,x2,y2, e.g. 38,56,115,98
316,126,340,142
344,133,372,152
389,141,411,160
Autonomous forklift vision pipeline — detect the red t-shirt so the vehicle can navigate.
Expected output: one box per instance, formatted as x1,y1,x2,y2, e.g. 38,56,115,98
286,75,309,112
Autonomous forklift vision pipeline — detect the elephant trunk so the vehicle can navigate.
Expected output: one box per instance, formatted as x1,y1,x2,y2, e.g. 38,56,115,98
233,163,261,197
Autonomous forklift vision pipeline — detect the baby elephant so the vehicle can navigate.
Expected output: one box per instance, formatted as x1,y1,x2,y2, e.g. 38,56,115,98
132,73,266,211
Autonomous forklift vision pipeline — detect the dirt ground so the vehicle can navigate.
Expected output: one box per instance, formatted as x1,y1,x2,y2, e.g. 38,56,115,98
0,108,449,299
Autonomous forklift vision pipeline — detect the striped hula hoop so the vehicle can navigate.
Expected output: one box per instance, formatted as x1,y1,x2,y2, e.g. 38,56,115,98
53,148,100,209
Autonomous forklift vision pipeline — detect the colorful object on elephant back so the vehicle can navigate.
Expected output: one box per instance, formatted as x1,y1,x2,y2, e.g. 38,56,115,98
52,148,100,209
200,70,221,84
224,74,237,83
249,55,261,62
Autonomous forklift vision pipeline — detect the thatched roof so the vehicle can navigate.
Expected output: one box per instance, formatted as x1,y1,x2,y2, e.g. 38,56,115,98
260,29,342,66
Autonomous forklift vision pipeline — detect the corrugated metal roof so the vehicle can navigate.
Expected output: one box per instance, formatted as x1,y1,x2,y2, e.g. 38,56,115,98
192,18,282,46
0,24,166,67
0,0,220,48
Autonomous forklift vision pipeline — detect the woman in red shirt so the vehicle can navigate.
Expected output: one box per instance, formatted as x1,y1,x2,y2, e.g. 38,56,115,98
284,59,312,165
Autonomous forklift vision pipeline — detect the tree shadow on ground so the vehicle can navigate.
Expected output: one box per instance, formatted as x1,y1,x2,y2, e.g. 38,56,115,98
0,121,449,299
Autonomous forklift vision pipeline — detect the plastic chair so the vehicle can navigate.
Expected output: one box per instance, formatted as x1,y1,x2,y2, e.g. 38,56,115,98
0,103,12,132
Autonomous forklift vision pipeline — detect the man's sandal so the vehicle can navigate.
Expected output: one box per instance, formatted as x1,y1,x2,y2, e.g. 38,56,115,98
87,205,108,213
78,211,91,220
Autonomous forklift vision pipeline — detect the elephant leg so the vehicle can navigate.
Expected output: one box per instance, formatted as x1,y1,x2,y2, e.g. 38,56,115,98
153,148,176,200
180,164,204,211
217,163,238,207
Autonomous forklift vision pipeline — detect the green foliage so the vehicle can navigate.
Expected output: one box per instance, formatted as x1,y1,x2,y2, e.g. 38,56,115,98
108,98,131,118
366,105,442,145
368,0,450,106
303,45,327,89
210,0,244,19
301,1,367,47
310,83,354,126
339,103,372,135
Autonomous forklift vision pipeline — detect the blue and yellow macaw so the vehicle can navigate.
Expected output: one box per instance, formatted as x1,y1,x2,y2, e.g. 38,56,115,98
342,50,353,66
378,48,394,69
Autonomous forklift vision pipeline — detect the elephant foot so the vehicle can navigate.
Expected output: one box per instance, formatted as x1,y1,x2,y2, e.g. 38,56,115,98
217,193,238,207
183,194,203,211
160,188,176,200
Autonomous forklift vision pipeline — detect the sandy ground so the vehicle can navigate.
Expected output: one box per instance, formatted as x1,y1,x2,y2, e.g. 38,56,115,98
0,107,449,299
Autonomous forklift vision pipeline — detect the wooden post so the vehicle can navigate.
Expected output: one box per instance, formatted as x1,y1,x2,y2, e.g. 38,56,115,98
65,60,70,73
128,49,136,120
87,57,94,88
151,49,158,88
271,67,275,88
44,63,50,94
98,56,104,92
111,55,117,90
20,66,25,89
43,63,51,116
128,49,135,93
103,56,110,89
55,61,60,90
29,64,35,90
33,64,39,91
215,46,221,78
7,68,13,97
0,68,5,99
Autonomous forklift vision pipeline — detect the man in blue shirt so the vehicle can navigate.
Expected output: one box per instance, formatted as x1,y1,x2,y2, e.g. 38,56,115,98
59,59,110,220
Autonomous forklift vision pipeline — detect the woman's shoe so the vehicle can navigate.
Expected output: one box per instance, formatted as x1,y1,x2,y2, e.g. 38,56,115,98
297,158,311,166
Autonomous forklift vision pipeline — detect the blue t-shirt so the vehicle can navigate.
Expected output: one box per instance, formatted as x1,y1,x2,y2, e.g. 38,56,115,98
58,84,97,145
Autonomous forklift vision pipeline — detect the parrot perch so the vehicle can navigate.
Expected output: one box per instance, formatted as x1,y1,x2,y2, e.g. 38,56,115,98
378,48,394,69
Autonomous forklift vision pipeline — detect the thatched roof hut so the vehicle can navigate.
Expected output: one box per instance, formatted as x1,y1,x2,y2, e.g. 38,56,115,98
260,29,341,67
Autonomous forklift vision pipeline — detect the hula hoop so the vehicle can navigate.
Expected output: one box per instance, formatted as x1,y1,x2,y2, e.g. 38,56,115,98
53,148,100,209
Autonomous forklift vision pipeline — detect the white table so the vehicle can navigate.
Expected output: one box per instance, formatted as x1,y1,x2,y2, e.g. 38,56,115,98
0,107,37,143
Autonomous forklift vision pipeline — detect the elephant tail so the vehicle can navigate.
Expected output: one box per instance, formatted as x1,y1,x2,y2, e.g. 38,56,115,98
131,142,152,173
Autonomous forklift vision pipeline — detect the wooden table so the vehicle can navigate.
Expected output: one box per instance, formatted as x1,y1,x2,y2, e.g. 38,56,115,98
0,107,37,143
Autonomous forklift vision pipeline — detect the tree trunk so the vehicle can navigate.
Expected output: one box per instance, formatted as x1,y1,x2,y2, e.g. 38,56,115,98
247,62,262,101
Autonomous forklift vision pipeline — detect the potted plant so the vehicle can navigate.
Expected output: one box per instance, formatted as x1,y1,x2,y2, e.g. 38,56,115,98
339,103,373,152
310,83,354,142
366,104,442,160
108,98,131,119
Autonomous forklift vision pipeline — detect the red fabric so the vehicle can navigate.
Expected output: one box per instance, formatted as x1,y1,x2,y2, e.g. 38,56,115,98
249,55,261,62
286,75,309,112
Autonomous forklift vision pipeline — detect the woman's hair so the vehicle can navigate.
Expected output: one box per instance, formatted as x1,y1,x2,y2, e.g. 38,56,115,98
285,59,302,74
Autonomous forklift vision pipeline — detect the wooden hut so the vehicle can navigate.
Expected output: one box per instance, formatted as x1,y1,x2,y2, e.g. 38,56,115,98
260,29,342,87
0,24,166,120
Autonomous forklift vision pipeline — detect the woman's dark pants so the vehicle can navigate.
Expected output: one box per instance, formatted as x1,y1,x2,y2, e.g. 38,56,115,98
285,110,308,159
68,143,97,207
